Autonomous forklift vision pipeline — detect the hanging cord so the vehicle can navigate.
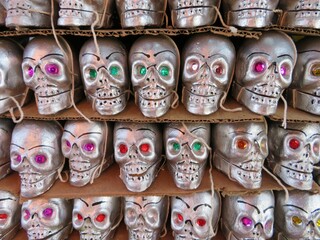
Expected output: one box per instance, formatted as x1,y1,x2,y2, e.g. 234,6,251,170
171,91,179,109
160,196,170,238
9,96,24,123
56,121,68,182
90,11,102,60
98,1,109,29
219,91,242,112
280,94,288,129
213,6,238,34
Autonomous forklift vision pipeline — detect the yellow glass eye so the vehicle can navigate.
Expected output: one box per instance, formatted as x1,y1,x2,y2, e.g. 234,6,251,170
311,65,320,76
317,219,320,227
292,216,302,225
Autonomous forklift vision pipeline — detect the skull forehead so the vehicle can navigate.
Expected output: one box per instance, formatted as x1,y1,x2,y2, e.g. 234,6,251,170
74,196,117,209
0,191,18,208
64,120,105,137
23,198,69,212
0,39,22,65
125,195,164,207
270,122,320,139
296,37,320,53
172,192,214,209
115,122,161,139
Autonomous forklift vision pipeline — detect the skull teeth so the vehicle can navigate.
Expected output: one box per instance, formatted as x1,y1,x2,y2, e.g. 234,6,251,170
237,1,268,9
250,94,278,105
176,7,205,19
70,160,91,171
188,94,219,105
284,168,313,181
20,172,43,184
130,230,153,240
79,233,103,240
236,169,262,180
7,8,31,17
176,0,206,8
125,173,150,182
234,9,270,19
70,169,90,180
238,161,263,171
28,228,53,240
294,11,320,19
252,85,281,98
125,1,151,10
124,10,153,19
37,94,62,105
176,162,200,173
286,161,313,173
140,89,167,99
190,85,220,96
124,164,149,174
139,98,168,108
175,171,199,181
59,9,82,17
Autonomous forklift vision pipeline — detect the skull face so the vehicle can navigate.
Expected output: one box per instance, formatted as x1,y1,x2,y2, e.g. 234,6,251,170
287,37,320,115
79,37,129,115
171,191,221,240
221,191,275,240
0,119,14,180
212,121,268,189
73,196,122,240
168,0,221,28
124,196,168,240
222,0,279,28
181,33,236,115
21,198,72,240
114,122,162,192
61,120,113,187
3,0,54,28
232,31,297,115
279,0,320,29
10,120,64,198
0,39,28,114
164,122,210,190
129,35,180,118
275,190,320,240
57,0,114,28
115,0,166,28
22,36,82,115
267,121,320,190
0,191,20,240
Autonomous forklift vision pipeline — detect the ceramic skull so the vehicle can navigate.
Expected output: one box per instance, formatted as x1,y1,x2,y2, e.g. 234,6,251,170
129,35,180,118
0,191,21,240
79,37,129,115
168,0,221,28
3,0,56,29
171,191,221,240
212,121,268,189
287,37,320,115
22,36,82,115
279,0,320,29
164,122,210,190
181,33,236,115
57,0,114,28
124,195,168,240
267,121,320,190
221,191,275,240
0,119,14,180
115,0,166,28
114,122,162,192
21,198,72,240
275,190,320,239
61,120,113,187
0,39,29,115
10,120,64,198
222,0,279,28
73,196,122,240
232,31,297,115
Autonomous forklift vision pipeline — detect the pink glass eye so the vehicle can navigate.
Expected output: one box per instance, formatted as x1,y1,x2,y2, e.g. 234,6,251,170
15,154,22,162
27,66,34,77
215,65,223,75
83,142,95,152
66,140,71,148
24,209,30,220
241,217,253,227
280,65,288,76
35,154,47,164
45,63,59,75
42,208,53,218
254,62,266,73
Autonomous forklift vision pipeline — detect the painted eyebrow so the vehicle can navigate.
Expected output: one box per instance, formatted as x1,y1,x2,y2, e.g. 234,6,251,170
310,133,320,138
136,128,156,135
263,206,274,213
143,199,162,208
126,201,142,209
78,132,102,138
82,52,125,60
237,200,260,214
312,208,320,214
29,145,55,151
92,201,106,206
299,50,320,54
277,54,293,60
132,52,150,58
175,197,190,209
0,198,14,202
193,203,212,211
80,198,89,207
228,131,252,135
191,127,206,134
63,130,76,138
169,127,185,135
154,50,176,57
247,52,270,59
23,57,36,60
117,127,132,131
283,204,308,213
279,126,307,137
10,143,24,150
40,53,64,60
257,130,265,136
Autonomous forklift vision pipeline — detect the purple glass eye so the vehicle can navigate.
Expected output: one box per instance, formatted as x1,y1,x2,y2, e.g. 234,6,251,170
35,154,47,164
280,65,287,76
27,66,34,77
83,142,95,152
254,62,266,73
241,217,253,227
42,208,53,218
66,140,71,148
15,154,22,162
45,63,59,75
24,209,30,220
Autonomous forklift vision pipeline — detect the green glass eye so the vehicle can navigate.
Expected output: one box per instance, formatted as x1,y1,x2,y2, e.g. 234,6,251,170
193,142,202,151
160,66,170,77
172,142,180,152
109,66,120,76
89,68,97,79
139,66,147,76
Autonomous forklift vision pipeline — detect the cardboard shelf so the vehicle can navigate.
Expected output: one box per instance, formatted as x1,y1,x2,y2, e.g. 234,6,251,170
0,172,20,197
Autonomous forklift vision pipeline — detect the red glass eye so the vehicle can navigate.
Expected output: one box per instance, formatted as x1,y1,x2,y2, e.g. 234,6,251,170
83,142,95,152
45,63,59,75
77,214,83,221
254,62,266,73
289,138,300,150
24,210,30,220
96,214,106,222
196,218,207,227
0,213,7,220
27,66,34,77
215,65,223,75
119,144,128,154
35,154,46,164
175,213,184,224
236,139,248,150
15,154,22,162
140,143,150,153
42,208,53,218
241,217,253,227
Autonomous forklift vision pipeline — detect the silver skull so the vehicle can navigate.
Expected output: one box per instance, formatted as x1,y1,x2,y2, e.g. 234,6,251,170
222,0,279,28
181,33,236,115
73,196,122,240
171,191,221,240
115,0,166,28
0,119,14,180
124,196,168,240
21,198,72,240
164,122,211,190
267,121,320,190
168,0,221,28
275,190,320,240
22,36,82,115
79,37,129,115
57,0,114,28
0,39,29,115
232,31,297,115
279,0,320,29
114,122,162,192
287,37,320,115
212,121,268,189
10,120,64,198
221,191,275,240
61,120,113,187
0,191,20,240
129,35,180,118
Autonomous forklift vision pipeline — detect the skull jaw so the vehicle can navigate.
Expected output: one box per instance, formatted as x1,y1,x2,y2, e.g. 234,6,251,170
280,11,320,29
0,222,20,240
89,93,128,116
173,232,211,240
171,7,217,28
276,229,319,240
287,89,320,115
138,94,172,118
221,221,269,240
79,227,115,240
58,11,113,28
0,162,11,180
5,13,51,28
129,229,159,240
226,10,276,28
27,223,72,240
0,92,28,114
120,12,164,28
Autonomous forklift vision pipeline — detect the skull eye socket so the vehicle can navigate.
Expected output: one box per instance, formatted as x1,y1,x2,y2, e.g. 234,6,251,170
186,59,200,74
14,154,22,163
289,138,300,150
254,61,266,73
88,68,98,80
45,63,59,75
146,209,159,225
236,139,249,150
96,213,106,223
34,154,47,164
126,208,137,223
213,64,224,76
280,63,290,77
42,208,53,218
139,143,150,153
174,212,184,225
77,213,83,221
171,141,181,152
196,218,207,227
24,209,30,220
65,140,71,148
241,217,253,227
311,64,320,76
82,142,95,152
109,65,120,76
313,139,320,157
118,143,128,154
265,219,273,233
159,65,170,77
292,216,303,226
137,65,147,76
27,66,34,78
192,141,202,152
